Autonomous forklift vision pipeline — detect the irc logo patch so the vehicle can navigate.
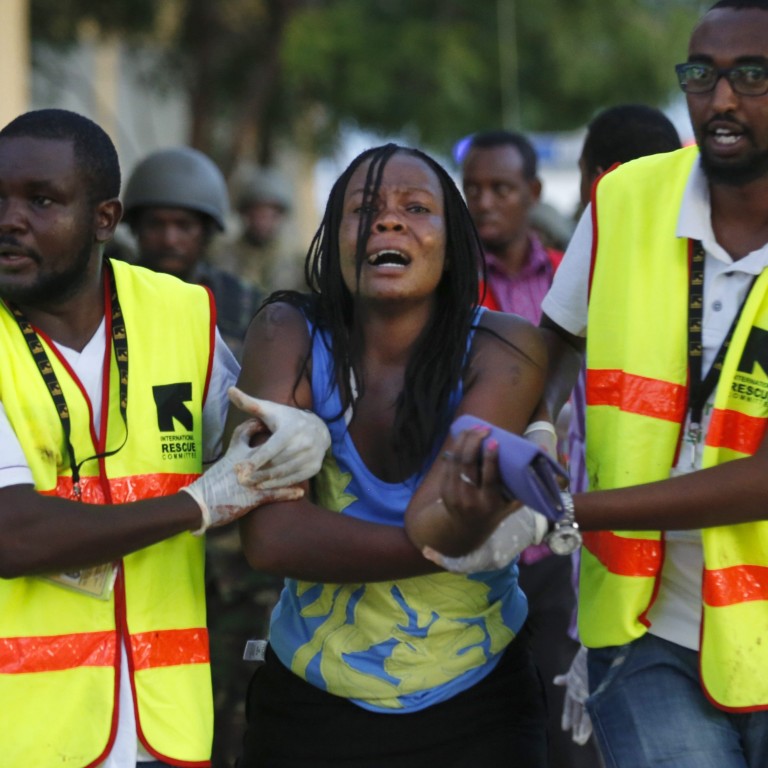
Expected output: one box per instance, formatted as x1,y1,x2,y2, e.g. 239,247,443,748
737,327,768,378
152,383,198,460
731,328,768,410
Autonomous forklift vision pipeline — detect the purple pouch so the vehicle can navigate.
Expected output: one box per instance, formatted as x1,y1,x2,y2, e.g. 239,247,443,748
450,414,568,521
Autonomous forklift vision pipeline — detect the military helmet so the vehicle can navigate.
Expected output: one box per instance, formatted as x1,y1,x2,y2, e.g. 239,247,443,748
122,147,229,230
236,167,292,213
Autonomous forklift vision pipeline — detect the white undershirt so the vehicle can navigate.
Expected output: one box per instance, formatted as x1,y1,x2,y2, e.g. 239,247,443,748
542,161,768,650
0,321,239,767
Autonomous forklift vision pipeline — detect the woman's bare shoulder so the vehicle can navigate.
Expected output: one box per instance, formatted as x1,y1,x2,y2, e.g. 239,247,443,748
237,300,314,407
474,308,547,370
248,300,309,342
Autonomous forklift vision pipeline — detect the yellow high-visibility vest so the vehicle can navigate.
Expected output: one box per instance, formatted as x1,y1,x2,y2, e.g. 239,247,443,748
0,260,216,766
582,146,768,711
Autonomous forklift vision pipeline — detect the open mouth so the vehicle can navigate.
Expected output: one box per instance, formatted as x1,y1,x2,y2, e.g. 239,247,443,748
0,238,32,259
704,118,747,150
711,127,742,146
367,250,411,267
0,248,32,263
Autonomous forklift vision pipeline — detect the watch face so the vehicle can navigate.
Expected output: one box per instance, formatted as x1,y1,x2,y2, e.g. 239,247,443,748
547,527,583,556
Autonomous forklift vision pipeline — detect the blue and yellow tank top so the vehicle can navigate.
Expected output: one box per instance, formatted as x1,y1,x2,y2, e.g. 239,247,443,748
269,309,528,712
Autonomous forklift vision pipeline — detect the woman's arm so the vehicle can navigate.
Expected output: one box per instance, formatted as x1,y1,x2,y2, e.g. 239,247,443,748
234,302,439,583
404,311,547,556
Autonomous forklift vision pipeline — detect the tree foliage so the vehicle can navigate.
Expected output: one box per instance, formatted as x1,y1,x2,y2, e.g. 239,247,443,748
30,0,306,170
283,0,706,151
30,0,707,164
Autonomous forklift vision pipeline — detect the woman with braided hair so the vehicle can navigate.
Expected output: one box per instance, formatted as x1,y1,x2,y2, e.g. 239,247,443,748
230,144,549,767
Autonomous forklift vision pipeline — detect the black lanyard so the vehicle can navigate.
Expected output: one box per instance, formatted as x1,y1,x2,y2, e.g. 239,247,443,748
8,261,129,499
687,240,755,439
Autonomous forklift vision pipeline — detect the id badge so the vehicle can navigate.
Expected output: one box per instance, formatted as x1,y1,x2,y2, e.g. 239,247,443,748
670,423,703,477
40,563,118,600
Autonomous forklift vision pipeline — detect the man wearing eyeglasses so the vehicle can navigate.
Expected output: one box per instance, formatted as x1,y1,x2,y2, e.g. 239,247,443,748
535,1,768,766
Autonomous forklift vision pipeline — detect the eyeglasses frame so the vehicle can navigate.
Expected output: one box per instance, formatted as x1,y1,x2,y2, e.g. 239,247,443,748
674,61,768,97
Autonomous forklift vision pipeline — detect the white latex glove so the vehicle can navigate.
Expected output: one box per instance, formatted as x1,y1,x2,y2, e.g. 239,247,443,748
553,645,593,745
228,386,331,489
181,419,305,535
523,420,558,458
422,505,549,573
421,420,556,574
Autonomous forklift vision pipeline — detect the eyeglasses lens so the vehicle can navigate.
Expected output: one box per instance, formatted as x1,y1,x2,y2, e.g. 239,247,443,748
677,63,768,96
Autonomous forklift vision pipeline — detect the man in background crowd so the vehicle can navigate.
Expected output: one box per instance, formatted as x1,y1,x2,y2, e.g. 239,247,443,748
122,146,262,360
213,166,304,294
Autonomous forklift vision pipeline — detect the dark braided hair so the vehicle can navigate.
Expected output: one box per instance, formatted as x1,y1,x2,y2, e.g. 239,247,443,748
266,143,485,471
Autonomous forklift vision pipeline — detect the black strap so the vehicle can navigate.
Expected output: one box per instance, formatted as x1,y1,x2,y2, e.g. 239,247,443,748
8,261,128,498
688,240,755,432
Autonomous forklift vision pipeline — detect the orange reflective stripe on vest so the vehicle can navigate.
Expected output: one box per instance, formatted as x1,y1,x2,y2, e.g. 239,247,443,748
41,473,199,503
0,631,117,673
704,564,768,608
0,627,209,674
707,408,768,455
586,369,687,423
582,531,662,578
131,628,209,670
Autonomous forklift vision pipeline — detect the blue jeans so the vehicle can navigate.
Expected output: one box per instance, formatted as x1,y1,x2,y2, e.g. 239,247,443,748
586,633,768,768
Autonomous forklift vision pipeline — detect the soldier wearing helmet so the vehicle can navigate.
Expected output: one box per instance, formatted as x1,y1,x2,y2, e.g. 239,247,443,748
123,147,262,359
212,166,303,294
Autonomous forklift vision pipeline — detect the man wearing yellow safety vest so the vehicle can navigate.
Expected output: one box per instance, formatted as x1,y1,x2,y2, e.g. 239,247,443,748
0,109,330,768
535,1,768,766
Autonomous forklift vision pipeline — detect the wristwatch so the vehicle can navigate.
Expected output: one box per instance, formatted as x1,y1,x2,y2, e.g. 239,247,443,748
545,490,583,556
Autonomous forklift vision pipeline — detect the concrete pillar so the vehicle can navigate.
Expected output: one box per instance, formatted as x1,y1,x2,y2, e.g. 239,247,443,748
1,0,30,127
